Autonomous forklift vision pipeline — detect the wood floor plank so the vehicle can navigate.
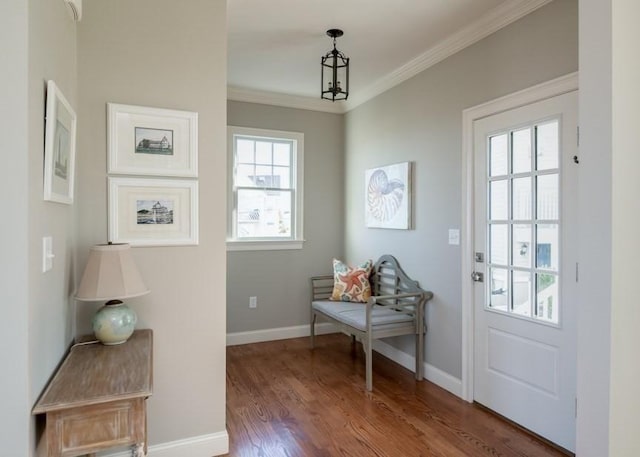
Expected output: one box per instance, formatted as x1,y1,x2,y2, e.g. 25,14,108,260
226,334,571,457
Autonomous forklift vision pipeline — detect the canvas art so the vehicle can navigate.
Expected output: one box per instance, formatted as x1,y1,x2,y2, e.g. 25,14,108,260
365,162,412,229
44,80,77,204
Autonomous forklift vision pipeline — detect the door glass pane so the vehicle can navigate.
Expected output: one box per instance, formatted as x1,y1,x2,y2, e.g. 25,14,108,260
490,224,508,266
537,174,559,220
536,224,559,271
490,180,508,220
512,128,532,174
489,268,508,311
536,273,559,323
484,119,563,324
490,134,508,176
512,224,532,268
512,177,532,220
237,189,292,238
512,271,532,317
536,121,559,171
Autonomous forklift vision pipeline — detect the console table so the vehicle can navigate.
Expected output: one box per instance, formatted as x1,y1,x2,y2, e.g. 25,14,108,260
33,329,153,457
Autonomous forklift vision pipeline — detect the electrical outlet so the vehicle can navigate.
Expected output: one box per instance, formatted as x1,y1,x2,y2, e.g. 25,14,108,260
249,296,257,309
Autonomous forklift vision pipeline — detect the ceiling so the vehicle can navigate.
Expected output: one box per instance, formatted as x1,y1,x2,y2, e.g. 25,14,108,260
227,0,551,111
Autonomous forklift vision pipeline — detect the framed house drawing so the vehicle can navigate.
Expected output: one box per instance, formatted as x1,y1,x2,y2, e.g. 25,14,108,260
107,103,198,177
108,177,199,246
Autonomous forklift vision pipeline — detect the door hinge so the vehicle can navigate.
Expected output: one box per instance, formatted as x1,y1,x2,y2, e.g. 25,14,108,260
576,262,579,283
577,126,579,146
575,397,578,418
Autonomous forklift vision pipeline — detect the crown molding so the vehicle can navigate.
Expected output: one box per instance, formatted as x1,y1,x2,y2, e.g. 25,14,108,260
228,0,552,114
227,86,346,114
343,0,553,111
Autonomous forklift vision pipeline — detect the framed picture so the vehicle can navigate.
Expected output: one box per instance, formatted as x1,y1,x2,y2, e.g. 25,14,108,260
108,177,199,246
365,161,412,230
108,103,198,177
44,80,77,204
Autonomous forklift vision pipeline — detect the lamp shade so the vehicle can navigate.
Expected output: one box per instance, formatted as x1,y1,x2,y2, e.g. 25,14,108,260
75,243,149,301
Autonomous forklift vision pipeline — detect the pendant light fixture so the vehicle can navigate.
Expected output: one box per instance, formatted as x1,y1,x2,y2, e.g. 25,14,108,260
321,29,349,102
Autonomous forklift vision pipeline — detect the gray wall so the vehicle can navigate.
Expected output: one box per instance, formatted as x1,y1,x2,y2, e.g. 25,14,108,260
576,0,611,453
227,101,344,333
343,0,578,379
1,0,78,454
1,0,31,455
28,0,79,419
77,0,228,446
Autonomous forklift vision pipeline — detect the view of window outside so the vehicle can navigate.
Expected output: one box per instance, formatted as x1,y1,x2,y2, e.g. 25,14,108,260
233,136,294,239
487,120,560,324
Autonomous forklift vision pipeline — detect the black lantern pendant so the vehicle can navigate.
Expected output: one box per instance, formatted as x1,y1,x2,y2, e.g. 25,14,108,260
321,29,349,102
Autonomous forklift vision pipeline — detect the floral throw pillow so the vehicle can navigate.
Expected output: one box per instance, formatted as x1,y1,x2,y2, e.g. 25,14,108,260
330,258,373,303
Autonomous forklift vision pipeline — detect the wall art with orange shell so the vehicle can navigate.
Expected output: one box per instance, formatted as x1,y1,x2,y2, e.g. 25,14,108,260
365,161,412,230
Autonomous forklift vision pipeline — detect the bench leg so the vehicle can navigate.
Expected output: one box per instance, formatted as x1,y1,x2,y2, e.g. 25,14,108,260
310,312,316,348
415,328,424,381
365,335,373,391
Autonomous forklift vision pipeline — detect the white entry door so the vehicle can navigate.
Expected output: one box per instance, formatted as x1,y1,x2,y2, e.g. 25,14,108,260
473,91,578,451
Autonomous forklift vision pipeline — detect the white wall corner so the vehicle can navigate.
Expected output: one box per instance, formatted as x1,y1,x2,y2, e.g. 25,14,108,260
102,431,229,457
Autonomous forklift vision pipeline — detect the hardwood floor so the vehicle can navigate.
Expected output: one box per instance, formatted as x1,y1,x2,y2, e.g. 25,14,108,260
226,334,570,457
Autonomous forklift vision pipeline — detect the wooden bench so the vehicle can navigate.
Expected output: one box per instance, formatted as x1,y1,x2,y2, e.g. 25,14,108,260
310,255,433,391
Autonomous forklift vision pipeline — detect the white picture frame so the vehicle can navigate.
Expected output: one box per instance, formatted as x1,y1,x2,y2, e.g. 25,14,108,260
365,161,412,230
108,177,199,246
44,80,77,204
108,103,198,177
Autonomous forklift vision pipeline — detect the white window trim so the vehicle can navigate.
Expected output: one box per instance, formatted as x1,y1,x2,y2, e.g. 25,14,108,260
227,126,304,251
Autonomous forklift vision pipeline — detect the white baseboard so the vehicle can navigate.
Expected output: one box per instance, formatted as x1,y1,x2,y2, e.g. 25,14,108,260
371,340,463,398
226,322,337,346
101,431,229,457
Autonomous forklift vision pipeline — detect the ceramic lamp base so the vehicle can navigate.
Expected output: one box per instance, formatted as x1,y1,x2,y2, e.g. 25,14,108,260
92,300,137,345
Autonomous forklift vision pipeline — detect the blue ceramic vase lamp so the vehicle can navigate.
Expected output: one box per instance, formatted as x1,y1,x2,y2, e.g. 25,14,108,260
75,243,149,345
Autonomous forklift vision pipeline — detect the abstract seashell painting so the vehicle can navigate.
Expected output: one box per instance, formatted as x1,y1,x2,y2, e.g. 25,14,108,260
365,162,412,229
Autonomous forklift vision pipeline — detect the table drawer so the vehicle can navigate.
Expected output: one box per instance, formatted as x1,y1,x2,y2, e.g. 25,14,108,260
48,398,145,457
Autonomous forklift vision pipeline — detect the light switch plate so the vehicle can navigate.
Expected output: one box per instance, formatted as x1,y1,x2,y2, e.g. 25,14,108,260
448,229,460,245
42,236,54,272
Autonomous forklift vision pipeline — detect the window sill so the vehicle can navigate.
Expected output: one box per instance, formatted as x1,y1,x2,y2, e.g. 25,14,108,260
226,240,304,252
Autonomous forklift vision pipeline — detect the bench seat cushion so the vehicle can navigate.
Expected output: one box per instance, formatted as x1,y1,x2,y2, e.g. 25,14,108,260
312,300,414,332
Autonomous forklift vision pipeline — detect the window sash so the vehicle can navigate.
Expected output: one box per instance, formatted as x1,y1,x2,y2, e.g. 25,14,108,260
228,128,302,245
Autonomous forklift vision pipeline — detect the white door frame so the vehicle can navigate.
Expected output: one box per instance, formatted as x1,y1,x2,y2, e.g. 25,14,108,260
460,72,579,402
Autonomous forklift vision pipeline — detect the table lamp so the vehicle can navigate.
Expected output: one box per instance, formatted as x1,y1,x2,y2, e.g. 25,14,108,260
75,243,149,345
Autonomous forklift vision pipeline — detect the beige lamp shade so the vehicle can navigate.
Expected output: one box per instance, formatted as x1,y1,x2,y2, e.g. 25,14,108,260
75,243,150,301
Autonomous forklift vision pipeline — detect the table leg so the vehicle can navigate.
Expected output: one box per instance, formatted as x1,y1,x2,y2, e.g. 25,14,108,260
133,443,145,457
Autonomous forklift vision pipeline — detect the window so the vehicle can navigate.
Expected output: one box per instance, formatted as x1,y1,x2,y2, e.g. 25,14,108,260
227,126,303,250
486,119,561,324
